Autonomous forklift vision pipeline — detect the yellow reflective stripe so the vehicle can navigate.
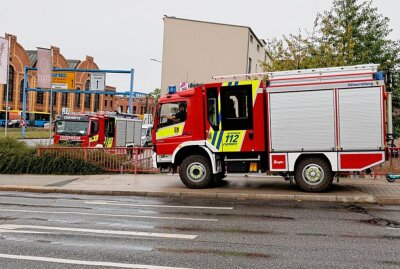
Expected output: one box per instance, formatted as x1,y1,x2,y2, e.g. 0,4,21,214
237,80,260,104
156,123,185,140
89,135,99,142
105,137,113,148
220,130,246,152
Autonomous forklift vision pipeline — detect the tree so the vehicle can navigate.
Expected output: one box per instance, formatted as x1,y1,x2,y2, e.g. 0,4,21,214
263,0,400,72
149,88,161,105
263,0,400,137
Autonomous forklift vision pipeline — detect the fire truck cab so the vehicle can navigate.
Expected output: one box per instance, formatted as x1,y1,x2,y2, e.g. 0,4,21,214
153,64,392,192
54,112,142,148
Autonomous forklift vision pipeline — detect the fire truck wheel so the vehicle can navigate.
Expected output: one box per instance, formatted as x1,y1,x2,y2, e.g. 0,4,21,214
179,155,213,188
294,157,333,192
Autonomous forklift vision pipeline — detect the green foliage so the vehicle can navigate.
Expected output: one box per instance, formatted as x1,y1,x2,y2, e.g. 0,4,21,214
262,0,400,137
150,88,161,105
0,138,103,175
263,0,400,72
393,116,400,140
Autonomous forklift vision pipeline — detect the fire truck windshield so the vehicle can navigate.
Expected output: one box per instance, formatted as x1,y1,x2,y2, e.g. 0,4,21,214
56,120,89,136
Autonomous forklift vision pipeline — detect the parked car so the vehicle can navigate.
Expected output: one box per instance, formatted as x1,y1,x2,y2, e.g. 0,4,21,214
7,120,21,128
141,124,153,147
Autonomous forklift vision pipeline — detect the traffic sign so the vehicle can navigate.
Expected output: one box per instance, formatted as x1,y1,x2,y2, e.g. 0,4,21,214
52,71,75,89
90,73,106,91
61,107,70,114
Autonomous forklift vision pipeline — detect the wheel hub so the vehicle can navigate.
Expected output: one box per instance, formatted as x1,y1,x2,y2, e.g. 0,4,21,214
302,164,324,185
187,163,206,181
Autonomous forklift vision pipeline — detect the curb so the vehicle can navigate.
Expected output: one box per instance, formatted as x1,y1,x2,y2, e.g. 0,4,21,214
0,185,397,205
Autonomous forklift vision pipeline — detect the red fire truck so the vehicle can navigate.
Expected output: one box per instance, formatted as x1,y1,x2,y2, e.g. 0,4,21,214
153,64,393,192
54,112,142,147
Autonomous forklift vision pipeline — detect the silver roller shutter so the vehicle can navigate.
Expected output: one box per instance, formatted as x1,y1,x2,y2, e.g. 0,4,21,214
270,90,335,151
338,87,382,150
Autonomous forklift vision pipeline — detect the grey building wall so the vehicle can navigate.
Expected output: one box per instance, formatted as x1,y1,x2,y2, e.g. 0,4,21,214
161,17,270,92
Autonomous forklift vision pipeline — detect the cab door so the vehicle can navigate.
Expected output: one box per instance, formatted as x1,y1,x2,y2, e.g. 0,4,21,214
155,101,190,156
220,81,255,152
88,119,99,146
205,81,258,153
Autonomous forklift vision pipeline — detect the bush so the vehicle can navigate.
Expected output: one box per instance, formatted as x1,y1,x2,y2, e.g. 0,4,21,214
0,137,103,175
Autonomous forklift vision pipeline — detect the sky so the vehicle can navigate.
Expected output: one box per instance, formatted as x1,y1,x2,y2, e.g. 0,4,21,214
1,0,398,94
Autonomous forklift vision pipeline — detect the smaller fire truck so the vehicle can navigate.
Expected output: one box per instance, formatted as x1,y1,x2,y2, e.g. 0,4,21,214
54,112,142,147
153,64,393,192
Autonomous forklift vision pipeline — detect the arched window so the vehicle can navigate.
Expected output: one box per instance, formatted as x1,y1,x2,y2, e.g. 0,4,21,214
84,80,91,108
61,92,69,107
36,90,44,104
94,94,100,112
75,87,81,108
20,79,27,103
3,65,14,102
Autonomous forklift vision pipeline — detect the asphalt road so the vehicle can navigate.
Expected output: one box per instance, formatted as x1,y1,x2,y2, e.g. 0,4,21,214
0,192,398,269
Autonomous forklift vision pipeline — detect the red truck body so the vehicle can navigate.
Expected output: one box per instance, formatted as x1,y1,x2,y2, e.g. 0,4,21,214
153,64,392,192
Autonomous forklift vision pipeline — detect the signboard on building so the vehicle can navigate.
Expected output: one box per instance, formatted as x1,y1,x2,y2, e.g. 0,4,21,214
61,107,70,114
52,72,75,89
90,73,106,91
0,37,9,85
37,48,52,89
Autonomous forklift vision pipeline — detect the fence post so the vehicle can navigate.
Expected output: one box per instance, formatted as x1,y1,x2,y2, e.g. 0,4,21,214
134,148,139,175
37,147,42,157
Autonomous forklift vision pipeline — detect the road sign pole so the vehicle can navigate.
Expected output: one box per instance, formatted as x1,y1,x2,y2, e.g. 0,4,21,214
21,66,28,138
129,68,134,114
4,36,10,137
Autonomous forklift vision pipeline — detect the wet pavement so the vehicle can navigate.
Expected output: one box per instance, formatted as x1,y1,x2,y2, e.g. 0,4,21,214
0,174,399,204
0,192,399,268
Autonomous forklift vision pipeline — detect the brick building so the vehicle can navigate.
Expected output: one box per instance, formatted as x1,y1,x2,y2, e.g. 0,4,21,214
0,34,139,124
114,96,156,115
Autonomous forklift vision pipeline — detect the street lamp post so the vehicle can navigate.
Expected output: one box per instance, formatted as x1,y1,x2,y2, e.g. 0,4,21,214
150,58,162,63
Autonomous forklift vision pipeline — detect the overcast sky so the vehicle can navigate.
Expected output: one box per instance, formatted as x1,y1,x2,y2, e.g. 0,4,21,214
1,0,398,94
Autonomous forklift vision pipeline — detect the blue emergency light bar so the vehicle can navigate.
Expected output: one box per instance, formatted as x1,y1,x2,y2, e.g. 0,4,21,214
374,71,384,80
168,85,177,94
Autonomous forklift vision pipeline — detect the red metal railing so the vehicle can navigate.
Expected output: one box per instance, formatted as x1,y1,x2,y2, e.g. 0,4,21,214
37,147,159,174
36,147,400,177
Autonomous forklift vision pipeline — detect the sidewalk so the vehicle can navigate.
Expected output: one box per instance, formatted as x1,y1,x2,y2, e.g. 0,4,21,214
0,173,399,205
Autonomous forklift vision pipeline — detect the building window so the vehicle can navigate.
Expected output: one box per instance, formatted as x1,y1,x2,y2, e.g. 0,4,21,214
84,94,91,108
257,44,260,52
133,106,136,113
94,94,100,112
20,79,26,103
3,65,14,102
141,106,144,114
62,92,69,106
36,91,44,105
104,99,108,107
84,80,91,109
250,35,253,44
75,88,81,108
248,58,252,74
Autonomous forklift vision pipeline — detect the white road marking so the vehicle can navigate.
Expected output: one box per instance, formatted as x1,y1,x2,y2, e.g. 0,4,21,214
0,253,191,269
0,229,50,235
386,227,400,230
0,208,218,222
0,224,197,240
85,200,234,210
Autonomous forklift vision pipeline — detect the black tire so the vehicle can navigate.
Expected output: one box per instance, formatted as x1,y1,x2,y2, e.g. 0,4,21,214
179,155,213,189
294,157,333,192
